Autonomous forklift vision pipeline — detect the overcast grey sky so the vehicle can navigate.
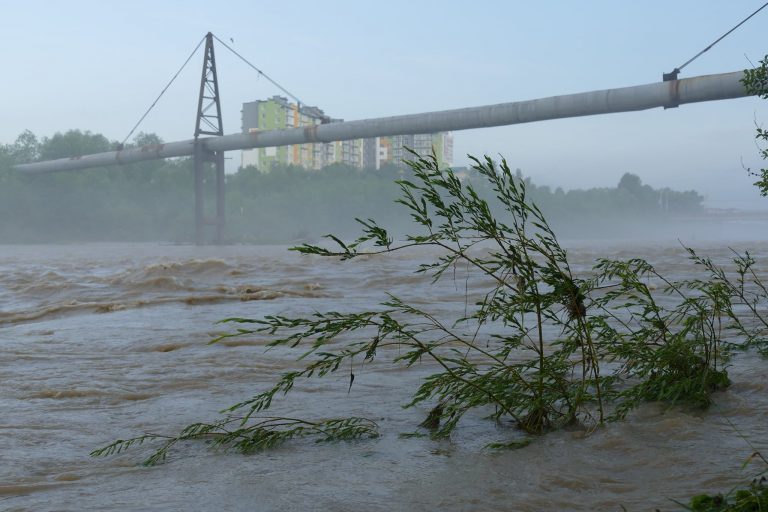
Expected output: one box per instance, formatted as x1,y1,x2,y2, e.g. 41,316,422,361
4,1,768,208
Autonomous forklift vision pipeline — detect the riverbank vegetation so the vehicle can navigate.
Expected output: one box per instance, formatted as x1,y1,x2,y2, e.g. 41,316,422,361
0,129,703,244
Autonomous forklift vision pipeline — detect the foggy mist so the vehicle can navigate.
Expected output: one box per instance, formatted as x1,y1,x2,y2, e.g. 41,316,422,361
2,128,751,245
3,2,768,511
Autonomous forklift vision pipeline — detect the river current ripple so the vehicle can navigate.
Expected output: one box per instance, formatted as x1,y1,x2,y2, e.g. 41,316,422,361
0,242,766,511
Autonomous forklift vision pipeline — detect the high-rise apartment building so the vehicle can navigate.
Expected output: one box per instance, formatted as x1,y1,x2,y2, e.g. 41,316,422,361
241,96,452,171
386,133,454,169
241,96,339,170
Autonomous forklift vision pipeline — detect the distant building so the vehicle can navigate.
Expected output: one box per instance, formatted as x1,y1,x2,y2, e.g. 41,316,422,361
241,96,453,171
240,96,337,170
385,133,454,169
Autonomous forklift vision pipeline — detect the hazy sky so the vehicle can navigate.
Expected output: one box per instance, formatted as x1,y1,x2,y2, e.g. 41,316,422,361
5,1,768,208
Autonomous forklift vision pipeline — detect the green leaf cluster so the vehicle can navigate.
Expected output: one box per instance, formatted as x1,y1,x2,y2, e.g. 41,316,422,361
90,416,378,466
742,55,768,195
686,477,767,511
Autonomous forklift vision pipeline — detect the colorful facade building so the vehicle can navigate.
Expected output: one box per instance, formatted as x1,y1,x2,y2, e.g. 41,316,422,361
240,96,339,170
241,96,452,171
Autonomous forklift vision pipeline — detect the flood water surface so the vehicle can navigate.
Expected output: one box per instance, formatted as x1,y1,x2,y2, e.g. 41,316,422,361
1,242,767,511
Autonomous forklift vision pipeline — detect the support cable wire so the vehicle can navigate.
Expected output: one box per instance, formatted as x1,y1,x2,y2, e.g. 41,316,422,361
120,35,207,147
666,1,768,79
211,33,306,108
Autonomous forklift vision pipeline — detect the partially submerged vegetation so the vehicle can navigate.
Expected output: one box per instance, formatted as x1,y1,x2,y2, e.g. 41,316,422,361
686,475,767,512
92,151,768,466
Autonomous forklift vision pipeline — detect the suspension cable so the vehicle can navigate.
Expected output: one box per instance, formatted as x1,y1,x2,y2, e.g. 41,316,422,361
665,2,768,80
211,33,306,108
120,35,206,147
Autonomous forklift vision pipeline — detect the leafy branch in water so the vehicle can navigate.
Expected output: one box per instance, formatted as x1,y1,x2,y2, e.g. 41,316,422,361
94,151,768,464
589,256,732,418
90,416,378,466
685,479,768,512
683,451,767,512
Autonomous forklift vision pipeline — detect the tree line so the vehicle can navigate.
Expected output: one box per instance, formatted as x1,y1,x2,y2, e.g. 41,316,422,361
0,129,704,243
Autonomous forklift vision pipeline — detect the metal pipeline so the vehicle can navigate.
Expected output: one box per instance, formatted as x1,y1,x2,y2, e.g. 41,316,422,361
14,70,750,174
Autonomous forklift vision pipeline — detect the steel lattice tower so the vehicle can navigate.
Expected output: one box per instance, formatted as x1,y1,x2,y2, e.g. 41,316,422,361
193,32,225,244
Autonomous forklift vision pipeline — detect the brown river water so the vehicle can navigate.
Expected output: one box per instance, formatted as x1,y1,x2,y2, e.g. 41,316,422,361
1,240,767,511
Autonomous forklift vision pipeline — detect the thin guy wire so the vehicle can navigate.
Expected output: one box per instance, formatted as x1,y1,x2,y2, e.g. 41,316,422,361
211,33,305,107
121,35,206,147
671,1,768,75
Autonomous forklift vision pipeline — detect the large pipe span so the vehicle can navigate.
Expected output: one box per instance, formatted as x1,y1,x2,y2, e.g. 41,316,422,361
14,70,750,174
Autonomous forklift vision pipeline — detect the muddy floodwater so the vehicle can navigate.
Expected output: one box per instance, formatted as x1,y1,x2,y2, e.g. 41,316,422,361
1,241,767,511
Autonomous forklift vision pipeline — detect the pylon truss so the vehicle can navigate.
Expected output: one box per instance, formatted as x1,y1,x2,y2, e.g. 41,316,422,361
195,32,223,137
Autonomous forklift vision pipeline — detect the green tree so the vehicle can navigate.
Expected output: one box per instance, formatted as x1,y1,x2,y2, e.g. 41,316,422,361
39,129,112,160
617,172,643,195
130,132,163,148
10,130,40,163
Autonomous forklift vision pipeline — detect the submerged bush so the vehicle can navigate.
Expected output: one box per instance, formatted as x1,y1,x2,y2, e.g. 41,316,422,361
684,459,767,512
93,152,768,465
687,481,768,512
